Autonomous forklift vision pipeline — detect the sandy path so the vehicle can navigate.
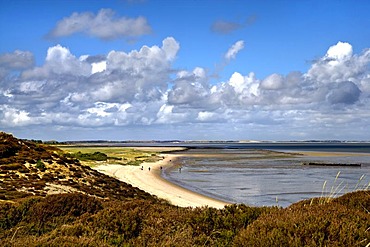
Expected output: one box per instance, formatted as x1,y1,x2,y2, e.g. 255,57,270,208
94,154,230,209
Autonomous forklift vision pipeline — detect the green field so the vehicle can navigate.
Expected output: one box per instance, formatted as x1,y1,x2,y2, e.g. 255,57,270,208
57,146,163,167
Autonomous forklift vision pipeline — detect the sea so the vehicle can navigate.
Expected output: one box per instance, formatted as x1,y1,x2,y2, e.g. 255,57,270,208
158,143,370,207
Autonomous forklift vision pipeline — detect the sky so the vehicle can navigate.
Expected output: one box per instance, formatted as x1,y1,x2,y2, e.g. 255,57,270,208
0,0,370,141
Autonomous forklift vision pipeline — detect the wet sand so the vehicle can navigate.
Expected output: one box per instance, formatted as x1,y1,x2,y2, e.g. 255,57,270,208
294,150,370,157
94,153,230,209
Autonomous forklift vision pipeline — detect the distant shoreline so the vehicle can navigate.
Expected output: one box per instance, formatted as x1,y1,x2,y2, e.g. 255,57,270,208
56,142,370,155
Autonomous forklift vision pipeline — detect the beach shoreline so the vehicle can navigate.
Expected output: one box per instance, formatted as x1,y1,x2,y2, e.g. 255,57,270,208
94,153,230,209
93,147,369,208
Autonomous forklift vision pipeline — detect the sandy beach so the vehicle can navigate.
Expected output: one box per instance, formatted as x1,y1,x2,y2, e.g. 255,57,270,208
94,153,230,209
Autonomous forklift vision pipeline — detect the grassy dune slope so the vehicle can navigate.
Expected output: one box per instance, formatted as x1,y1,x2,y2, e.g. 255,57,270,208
0,132,157,202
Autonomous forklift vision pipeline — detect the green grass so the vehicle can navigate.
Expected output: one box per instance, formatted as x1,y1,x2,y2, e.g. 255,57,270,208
58,146,162,167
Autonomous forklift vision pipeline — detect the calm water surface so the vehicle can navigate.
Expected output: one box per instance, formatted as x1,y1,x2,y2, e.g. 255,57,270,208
162,147,370,207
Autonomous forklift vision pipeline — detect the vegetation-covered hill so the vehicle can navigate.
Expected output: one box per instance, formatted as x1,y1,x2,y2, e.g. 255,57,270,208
0,132,156,201
1,132,369,246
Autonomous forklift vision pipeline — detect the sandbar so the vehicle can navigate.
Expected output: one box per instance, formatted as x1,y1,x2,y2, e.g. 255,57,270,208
94,153,230,209
292,150,370,157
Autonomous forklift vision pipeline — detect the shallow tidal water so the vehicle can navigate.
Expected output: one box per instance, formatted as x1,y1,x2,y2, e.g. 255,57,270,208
162,148,370,207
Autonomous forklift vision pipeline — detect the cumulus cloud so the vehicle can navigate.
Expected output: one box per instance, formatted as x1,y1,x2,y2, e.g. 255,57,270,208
306,41,370,83
91,61,107,74
48,8,152,40
0,37,180,129
168,67,210,106
228,72,256,94
325,41,353,62
0,105,43,127
22,45,92,79
260,73,284,90
1,39,369,140
90,37,179,103
156,104,189,124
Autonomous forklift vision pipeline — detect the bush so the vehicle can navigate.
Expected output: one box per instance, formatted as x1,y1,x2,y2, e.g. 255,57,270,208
1,191,369,246
66,151,108,161
16,193,103,235
232,191,370,247
0,196,42,230
36,160,46,171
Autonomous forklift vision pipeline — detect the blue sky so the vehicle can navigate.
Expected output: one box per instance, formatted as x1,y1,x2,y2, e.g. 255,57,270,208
1,0,370,141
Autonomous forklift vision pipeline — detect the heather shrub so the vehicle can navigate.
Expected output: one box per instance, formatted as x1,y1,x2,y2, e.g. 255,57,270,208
87,200,146,244
27,193,103,220
22,193,103,235
0,196,42,232
232,191,370,247
2,192,369,246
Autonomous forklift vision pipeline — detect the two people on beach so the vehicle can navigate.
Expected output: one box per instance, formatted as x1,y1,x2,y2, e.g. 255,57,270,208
141,166,151,171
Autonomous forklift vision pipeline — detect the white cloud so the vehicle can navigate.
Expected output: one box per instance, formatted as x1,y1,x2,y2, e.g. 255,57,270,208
197,111,217,121
229,72,259,96
22,44,92,79
225,40,245,60
306,42,370,83
89,37,179,103
91,61,107,74
168,67,210,106
228,72,246,94
162,37,180,61
0,38,180,129
0,105,33,126
325,41,353,62
48,8,152,40
156,104,188,124
1,40,369,140
260,73,284,90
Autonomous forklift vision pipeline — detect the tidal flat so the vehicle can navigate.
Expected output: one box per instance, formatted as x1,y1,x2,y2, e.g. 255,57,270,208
164,148,370,207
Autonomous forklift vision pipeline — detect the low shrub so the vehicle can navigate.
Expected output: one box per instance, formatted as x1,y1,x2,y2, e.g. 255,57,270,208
66,151,108,161
36,160,46,171
232,190,370,247
1,191,369,246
